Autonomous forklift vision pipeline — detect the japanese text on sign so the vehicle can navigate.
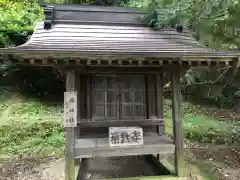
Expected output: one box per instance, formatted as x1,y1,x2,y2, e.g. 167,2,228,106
63,92,77,127
109,127,143,146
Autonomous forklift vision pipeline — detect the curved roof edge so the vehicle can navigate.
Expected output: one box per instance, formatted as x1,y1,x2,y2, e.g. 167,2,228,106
0,4,240,66
1,21,240,59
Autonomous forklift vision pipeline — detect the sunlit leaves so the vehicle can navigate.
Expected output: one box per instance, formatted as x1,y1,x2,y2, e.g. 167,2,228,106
0,0,43,46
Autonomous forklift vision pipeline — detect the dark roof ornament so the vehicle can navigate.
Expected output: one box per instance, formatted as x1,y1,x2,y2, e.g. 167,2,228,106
40,1,54,30
39,0,48,7
175,24,183,33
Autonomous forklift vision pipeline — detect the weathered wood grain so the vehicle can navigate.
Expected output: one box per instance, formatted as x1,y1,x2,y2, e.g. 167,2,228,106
156,71,165,136
78,119,164,127
91,74,147,121
65,70,79,180
74,133,174,158
171,64,185,177
2,18,238,63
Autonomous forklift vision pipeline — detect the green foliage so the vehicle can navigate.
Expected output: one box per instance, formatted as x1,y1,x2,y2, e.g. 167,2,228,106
185,0,240,49
0,0,43,46
71,0,128,5
165,99,240,145
139,0,187,29
0,95,63,158
137,0,240,49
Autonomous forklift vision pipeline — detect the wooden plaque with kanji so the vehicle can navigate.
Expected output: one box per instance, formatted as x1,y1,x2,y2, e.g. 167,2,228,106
109,127,143,147
64,92,77,127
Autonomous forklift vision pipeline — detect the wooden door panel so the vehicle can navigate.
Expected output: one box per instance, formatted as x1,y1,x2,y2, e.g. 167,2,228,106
106,76,118,89
92,74,146,120
134,90,144,104
93,105,105,119
133,104,145,117
107,91,117,103
92,75,119,120
107,104,118,117
93,75,106,89
123,91,131,103
122,104,132,119
121,75,146,119
94,91,105,103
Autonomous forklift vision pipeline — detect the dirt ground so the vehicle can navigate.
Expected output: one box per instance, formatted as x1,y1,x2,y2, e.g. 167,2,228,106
0,156,162,180
0,146,240,180
184,144,240,180
0,157,65,180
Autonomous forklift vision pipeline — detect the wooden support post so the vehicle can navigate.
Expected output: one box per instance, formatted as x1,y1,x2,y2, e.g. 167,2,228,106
65,70,79,180
171,65,184,177
156,71,164,135
155,71,165,161
78,158,92,180
86,75,92,121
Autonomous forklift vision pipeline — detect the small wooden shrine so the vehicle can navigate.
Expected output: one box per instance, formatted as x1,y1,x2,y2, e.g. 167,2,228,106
1,2,240,180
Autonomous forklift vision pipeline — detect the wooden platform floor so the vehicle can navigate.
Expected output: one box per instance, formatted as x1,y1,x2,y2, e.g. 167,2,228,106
79,156,171,179
75,133,174,158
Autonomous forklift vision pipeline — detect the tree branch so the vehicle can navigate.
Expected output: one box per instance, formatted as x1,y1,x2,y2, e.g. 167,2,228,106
164,66,230,92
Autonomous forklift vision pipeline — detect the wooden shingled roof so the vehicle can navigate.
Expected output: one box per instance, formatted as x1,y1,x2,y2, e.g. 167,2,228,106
1,3,240,67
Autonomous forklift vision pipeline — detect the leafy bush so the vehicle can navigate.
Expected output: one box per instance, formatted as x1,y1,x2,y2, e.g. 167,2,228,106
0,0,43,46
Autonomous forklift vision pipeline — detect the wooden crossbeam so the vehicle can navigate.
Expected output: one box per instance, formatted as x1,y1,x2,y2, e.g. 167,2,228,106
10,58,233,67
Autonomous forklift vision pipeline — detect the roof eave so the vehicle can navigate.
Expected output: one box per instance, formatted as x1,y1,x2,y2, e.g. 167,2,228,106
1,48,240,58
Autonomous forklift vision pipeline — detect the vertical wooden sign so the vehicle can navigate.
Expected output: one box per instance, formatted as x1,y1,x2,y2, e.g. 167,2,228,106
64,91,77,127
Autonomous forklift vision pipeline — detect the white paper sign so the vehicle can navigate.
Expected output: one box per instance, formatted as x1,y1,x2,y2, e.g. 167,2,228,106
109,127,143,147
63,92,77,127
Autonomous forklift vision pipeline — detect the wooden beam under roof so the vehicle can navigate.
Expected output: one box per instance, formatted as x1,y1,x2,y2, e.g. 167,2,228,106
8,57,234,67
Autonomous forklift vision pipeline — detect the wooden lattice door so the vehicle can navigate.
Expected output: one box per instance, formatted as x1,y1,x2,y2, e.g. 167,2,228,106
92,74,146,120
92,75,119,120
120,75,146,120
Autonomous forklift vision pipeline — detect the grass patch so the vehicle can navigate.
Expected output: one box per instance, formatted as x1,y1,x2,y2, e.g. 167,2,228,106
164,99,240,145
0,121,64,158
0,92,64,159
